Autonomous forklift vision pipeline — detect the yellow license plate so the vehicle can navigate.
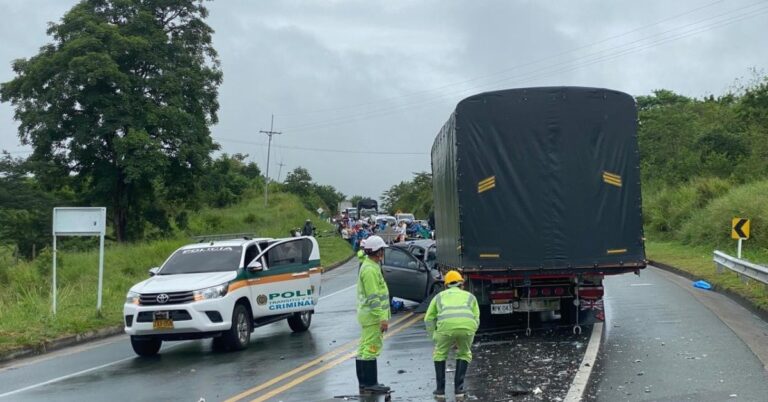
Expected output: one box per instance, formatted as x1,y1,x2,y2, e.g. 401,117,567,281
153,319,173,329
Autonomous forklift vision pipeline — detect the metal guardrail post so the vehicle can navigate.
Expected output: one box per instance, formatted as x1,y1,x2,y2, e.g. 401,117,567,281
713,250,768,287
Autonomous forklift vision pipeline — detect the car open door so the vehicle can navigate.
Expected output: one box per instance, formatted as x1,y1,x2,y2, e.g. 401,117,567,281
382,247,429,302
245,238,318,315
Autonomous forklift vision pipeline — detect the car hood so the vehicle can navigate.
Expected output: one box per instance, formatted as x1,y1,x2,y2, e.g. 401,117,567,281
130,271,238,293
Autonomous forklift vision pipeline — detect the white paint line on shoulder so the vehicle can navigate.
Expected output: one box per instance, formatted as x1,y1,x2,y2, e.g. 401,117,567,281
0,342,187,399
629,283,654,287
564,322,603,402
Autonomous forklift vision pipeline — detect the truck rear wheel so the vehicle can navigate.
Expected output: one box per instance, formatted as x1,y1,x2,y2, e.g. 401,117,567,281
559,297,577,324
222,303,252,350
287,311,312,332
131,336,162,357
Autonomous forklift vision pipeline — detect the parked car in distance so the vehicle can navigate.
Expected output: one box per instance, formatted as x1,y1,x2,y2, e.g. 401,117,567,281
395,213,415,225
381,240,442,303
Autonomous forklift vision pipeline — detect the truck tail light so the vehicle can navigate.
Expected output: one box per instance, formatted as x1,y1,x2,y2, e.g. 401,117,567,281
579,286,604,299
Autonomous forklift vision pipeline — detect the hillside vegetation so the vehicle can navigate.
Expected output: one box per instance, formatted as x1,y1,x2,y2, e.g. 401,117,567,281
0,192,351,354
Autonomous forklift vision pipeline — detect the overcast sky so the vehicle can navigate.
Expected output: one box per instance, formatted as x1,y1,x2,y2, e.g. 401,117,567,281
2,0,767,200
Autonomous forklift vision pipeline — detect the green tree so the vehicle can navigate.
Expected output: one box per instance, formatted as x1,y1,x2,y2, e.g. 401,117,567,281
381,172,433,218
313,184,345,215
284,167,313,196
0,0,222,242
0,153,66,259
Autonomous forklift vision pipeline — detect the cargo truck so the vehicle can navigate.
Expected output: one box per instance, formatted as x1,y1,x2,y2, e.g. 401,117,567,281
431,87,646,334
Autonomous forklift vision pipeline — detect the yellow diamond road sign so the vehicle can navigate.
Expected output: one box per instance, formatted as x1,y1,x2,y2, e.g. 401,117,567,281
731,218,750,240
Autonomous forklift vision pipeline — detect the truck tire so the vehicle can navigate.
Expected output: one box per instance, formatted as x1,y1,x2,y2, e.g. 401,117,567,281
287,311,312,332
559,297,577,324
130,336,162,357
222,303,252,350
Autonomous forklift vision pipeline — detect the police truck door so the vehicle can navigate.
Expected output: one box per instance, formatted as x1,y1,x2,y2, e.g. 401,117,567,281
249,238,315,315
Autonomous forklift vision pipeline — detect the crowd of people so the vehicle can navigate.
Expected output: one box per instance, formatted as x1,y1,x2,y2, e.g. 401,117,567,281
336,213,431,250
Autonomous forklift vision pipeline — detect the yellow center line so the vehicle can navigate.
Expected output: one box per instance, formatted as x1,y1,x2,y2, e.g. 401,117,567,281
249,313,425,402
225,312,415,402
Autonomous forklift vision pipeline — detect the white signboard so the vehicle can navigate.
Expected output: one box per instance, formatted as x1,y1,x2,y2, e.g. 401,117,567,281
316,207,324,215
51,207,107,314
53,207,106,236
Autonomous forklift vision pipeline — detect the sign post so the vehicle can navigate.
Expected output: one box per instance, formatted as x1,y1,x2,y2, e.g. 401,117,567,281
731,217,750,259
52,207,107,315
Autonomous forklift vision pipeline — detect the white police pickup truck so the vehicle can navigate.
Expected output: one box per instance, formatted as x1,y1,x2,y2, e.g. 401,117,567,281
124,235,321,356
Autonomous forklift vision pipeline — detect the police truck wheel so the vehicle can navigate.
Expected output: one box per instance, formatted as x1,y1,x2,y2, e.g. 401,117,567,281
223,304,252,350
130,336,161,357
287,311,312,332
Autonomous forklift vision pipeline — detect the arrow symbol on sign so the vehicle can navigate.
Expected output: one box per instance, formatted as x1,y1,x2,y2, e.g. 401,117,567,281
734,219,748,238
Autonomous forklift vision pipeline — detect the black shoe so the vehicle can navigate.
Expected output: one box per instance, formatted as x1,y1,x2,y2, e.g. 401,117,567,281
454,359,469,398
433,360,446,399
361,360,390,394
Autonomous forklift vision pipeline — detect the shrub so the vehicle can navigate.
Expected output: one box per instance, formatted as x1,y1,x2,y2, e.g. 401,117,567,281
679,180,768,250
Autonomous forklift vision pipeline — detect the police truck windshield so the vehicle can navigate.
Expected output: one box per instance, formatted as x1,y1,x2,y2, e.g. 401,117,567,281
159,246,243,274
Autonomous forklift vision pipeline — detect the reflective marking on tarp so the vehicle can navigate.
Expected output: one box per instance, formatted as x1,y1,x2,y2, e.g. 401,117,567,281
602,171,622,187
479,253,500,259
606,248,627,254
477,176,496,193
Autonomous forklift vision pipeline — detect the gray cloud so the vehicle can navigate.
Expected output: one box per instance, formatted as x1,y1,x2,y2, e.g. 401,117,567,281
2,0,767,200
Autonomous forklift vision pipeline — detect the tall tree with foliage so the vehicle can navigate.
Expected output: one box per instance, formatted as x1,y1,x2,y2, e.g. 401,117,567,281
381,172,433,217
0,0,222,241
0,153,67,259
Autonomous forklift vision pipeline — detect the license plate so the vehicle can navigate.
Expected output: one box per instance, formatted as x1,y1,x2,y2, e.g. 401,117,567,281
490,303,514,315
153,311,173,329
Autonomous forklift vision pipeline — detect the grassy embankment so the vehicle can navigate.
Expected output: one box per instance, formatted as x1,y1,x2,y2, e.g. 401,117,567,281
643,179,768,311
0,192,352,354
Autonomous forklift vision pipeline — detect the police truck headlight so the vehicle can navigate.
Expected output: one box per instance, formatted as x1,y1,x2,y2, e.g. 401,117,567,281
193,284,228,301
125,291,140,305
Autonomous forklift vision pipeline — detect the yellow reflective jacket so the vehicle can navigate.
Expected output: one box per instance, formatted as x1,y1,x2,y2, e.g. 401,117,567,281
357,257,391,326
424,286,480,335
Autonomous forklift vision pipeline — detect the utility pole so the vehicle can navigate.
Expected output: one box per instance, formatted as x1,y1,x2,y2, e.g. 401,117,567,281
260,114,282,206
277,160,286,183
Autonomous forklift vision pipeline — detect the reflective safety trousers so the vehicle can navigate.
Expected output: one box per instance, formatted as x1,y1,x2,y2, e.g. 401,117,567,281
357,258,391,326
424,287,480,336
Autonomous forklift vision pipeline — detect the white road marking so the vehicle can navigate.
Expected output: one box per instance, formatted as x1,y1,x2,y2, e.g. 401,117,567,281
630,283,654,286
564,322,603,402
0,277,357,398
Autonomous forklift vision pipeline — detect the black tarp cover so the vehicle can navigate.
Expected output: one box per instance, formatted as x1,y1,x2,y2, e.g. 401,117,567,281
431,87,646,271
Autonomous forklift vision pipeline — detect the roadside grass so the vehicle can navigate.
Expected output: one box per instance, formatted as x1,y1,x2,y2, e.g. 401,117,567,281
646,240,768,311
0,192,351,355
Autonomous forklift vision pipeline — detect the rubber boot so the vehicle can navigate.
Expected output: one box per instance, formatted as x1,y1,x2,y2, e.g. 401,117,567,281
361,360,390,394
356,360,366,394
433,360,446,399
454,359,469,398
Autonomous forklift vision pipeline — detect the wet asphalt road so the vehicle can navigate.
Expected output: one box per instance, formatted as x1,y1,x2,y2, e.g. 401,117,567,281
586,266,768,402
0,261,766,402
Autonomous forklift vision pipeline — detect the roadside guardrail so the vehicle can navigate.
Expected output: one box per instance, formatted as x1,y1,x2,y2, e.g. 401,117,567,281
713,250,768,286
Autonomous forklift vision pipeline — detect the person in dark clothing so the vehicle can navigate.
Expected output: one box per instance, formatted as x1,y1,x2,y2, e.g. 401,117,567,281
301,219,315,236
428,211,435,232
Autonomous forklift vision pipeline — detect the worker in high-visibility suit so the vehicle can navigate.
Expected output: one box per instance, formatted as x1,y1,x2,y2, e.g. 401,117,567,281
355,235,391,394
424,270,480,399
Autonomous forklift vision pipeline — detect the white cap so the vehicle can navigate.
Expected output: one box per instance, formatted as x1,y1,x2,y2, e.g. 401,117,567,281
363,235,388,252
360,238,367,248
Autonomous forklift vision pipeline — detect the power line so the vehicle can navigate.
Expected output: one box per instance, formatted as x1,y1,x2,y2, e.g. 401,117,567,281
214,137,428,156
275,0,727,118
275,0,768,133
